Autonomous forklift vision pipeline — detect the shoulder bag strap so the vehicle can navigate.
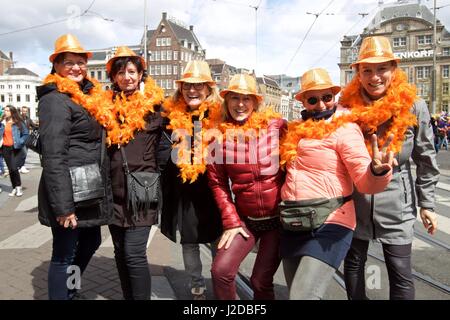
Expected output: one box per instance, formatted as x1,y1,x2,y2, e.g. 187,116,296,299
119,145,130,175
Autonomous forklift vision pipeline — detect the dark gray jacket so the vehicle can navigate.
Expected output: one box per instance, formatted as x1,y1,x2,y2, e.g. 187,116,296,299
36,80,113,228
353,98,439,244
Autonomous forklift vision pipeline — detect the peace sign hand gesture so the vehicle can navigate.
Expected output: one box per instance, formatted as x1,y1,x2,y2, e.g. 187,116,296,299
370,134,398,175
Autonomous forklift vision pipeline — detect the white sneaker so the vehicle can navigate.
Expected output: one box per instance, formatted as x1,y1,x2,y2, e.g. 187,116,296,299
8,188,17,197
16,186,23,197
20,167,30,174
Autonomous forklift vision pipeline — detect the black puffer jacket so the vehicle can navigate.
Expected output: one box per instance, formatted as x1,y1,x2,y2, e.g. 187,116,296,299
36,79,113,228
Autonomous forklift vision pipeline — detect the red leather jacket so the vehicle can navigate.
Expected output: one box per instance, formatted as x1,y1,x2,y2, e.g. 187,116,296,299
207,118,286,230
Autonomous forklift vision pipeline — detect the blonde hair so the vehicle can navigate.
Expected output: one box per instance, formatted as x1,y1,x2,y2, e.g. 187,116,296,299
221,92,265,122
172,82,222,106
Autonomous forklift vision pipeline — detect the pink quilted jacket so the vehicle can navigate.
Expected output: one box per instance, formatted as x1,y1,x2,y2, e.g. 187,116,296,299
281,105,392,230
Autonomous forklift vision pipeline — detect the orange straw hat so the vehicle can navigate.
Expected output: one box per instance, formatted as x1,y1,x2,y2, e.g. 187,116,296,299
176,60,215,86
49,34,93,63
220,73,263,103
351,36,400,68
106,46,146,74
295,68,341,101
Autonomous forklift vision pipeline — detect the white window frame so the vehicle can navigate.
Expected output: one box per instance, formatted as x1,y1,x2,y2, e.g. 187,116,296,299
161,65,166,75
167,38,171,46
443,82,449,95
393,37,406,47
167,50,172,61
155,51,160,61
161,50,166,61
173,51,178,60
166,64,172,75
173,65,178,75
156,38,161,46
155,65,161,75
443,65,449,78
161,38,167,46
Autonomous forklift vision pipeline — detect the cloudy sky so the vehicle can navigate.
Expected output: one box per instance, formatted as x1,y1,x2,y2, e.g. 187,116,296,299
1,0,449,84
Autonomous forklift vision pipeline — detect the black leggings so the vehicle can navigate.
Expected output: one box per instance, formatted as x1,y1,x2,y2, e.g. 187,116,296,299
1,146,21,188
343,238,414,300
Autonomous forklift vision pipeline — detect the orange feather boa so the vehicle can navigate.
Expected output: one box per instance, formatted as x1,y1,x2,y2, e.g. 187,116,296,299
43,74,164,146
162,97,222,183
339,68,417,154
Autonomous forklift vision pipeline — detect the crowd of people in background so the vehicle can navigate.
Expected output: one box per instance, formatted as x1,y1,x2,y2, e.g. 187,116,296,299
0,33,442,301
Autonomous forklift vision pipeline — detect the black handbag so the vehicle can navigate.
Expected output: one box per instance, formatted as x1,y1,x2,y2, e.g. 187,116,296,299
120,146,161,221
69,130,106,208
25,129,41,154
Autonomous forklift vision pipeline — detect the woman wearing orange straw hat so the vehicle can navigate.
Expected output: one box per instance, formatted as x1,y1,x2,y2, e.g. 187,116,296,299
36,34,113,299
279,68,394,299
104,46,164,300
207,73,286,300
340,36,439,300
158,60,222,300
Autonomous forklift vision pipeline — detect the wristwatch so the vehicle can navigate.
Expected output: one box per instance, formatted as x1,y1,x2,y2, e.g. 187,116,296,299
422,207,435,212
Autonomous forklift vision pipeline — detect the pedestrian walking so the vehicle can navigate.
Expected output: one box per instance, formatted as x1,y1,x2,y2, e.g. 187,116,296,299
0,105,28,197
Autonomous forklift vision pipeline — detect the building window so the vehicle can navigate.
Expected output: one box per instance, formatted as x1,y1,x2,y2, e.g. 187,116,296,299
8,94,12,102
166,65,172,75
149,65,155,75
161,50,166,61
26,94,30,102
416,66,431,79
167,38,171,46
393,37,406,47
16,94,20,102
155,51,160,61
417,83,430,97
156,38,161,46
443,83,449,95
161,65,166,75
173,65,178,75
0,85,3,89
155,65,161,75
25,84,30,89
97,71,102,80
16,84,20,89
173,51,178,60
417,35,432,45
345,71,354,85
167,50,172,61
161,38,167,46
443,47,450,56
0,94,4,102
443,65,449,78
91,71,95,78
8,84,12,89
149,51,154,61
443,100,449,112
181,52,184,61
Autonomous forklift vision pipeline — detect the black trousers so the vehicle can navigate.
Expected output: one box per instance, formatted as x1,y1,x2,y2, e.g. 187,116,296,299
1,146,21,188
109,224,152,300
343,237,414,300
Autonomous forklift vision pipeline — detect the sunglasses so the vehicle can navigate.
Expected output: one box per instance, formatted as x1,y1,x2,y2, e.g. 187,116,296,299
181,82,206,90
306,94,333,106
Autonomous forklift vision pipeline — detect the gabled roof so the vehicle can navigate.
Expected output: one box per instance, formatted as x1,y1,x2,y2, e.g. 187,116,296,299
257,76,280,88
0,50,10,60
91,51,107,61
167,20,201,48
5,68,39,77
367,2,434,30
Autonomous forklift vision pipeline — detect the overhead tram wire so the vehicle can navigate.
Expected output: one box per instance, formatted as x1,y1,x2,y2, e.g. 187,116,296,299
284,0,336,73
0,0,96,37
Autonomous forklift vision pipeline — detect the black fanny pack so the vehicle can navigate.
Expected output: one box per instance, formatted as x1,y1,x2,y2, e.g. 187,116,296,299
278,195,352,232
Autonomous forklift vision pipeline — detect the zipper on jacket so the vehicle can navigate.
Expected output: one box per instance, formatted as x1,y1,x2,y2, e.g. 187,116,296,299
401,175,408,203
371,194,376,240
